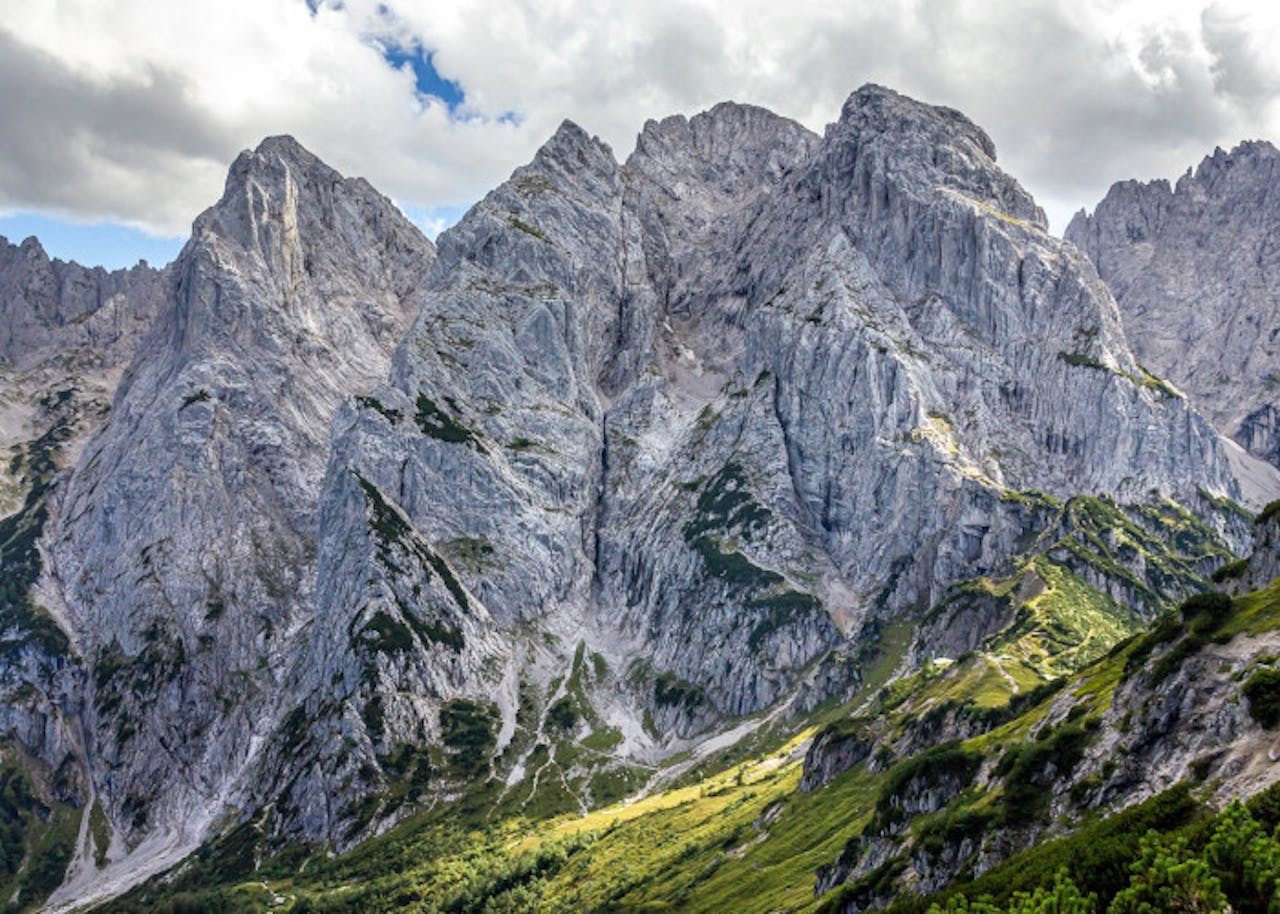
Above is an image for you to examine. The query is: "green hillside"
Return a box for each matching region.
[98,550,1280,914]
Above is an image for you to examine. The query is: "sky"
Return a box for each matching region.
[2,0,1279,269]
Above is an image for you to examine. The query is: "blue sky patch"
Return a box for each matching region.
[401,203,471,241]
[382,42,465,111]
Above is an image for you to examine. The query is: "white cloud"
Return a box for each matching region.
[3,0,1280,238]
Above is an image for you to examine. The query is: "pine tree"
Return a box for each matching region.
[1203,801,1280,914]
[1108,831,1228,914]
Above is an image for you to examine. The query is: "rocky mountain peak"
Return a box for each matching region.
[15,233,47,259]
[630,102,818,203]
[42,133,436,881]
[829,84,1045,230]
[0,232,166,372]
[530,119,617,180]
[1066,140,1280,473]
[838,83,993,154]
[222,133,331,194]
[1186,138,1279,186]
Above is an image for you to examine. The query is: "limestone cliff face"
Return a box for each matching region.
[43,136,434,879]
[0,235,166,518]
[285,86,1242,842]
[0,234,165,373]
[0,234,168,910]
[1066,141,1280,474]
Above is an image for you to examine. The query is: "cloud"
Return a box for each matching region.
[0,28,231,233]
[3,0,1280,241]
[1201,1,1280,113]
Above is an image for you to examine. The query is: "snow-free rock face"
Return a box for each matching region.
[286,85,1243,841]
[0,236,166,518]
[45,135,434,863]
[1222,505,1280,595]
[1066,141,1280,470]
[0,235,165,373]
[0,235,168,913]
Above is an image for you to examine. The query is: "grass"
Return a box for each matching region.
[1057,351,1109,371]
[0,752,83,912]
[507,216,552,243]
[987,558,1142,677]
[1222,577,1280,637]
[532,731,880,913]
[414,394,487,453]
[90,798,111,867]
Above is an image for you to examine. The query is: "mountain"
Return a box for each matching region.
[0,235,167,911]
[0,234,165,373]
[25,136,433,906]
[0,87,1273,912]
[1065,141,1280,484]
[265,84,1245,848]
[0,235,166,517]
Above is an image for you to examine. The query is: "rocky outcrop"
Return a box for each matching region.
[1066,142,1280,476]
[1244,508,1280,592]
[43,135,434,885]
[1218,502,1280,595]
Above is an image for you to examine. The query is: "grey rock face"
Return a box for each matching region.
[1225,506,1280,595]
[293,85,1243,841]
[0,235,165,373]
[0,233,168,909]
[45,135,434,862]
[0,235,166,517]
[1066,141,1280,472]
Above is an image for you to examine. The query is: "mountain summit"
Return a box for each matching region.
[37,134,435,900]
[1067,140,1280,475]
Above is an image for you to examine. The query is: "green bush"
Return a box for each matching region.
[440,699,499,778]
[892,786,1280,914]
[1178,591,1233,629]
[1254,499,1280,526]
[1109,832,1226,914]
[1242,668,1280,728]
[1210,559,1248,583]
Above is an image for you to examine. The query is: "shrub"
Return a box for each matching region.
[1178,591,1233,629]
[1254,499,1280,526]
[1241,668,1280,728]
[1210,559,1248,584]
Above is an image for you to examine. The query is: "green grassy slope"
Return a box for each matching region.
[94,565,1280,914]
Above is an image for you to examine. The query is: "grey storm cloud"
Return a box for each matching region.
[0,27,235,232]
[2,0,1279,238]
